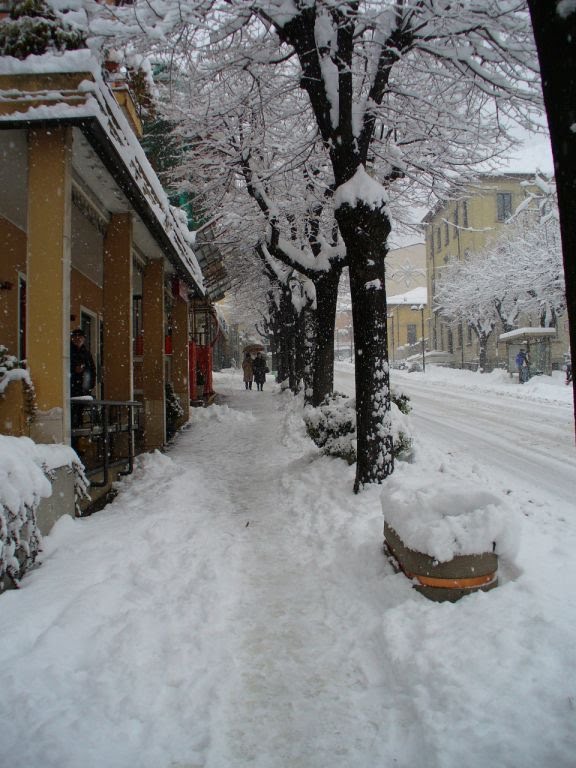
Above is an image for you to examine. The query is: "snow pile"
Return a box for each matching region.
[383,462,521,562]
[402,364,572,405]
[0,369,575,767]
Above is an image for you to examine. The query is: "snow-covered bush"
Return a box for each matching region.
[0,0,85,59]
[0,436,89,593]
[304,392,356,464]
[304,390,413,465]
[0,344,37,425]
[0,437,47,591]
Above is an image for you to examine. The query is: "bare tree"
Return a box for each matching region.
[70,0,542,489]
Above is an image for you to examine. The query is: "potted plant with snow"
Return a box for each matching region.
[382,466,520,602]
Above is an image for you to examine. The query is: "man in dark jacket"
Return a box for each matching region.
[70,328,96,397]
[252,352,267,391]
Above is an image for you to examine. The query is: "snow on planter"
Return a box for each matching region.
[0,435,85,592]
[382,465,521,602]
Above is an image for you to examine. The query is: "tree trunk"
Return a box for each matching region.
[271,288,296,387]
[336,201,394,491]
[473,328,491,372]
[527,0,576,431]
[294,304,307,394]
[302,306,316,403]
[311,270,341,407]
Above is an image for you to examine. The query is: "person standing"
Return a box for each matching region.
[252,352,267,391]
[242,352,254,390]
[70,328,96,397]
[515,348,530,384]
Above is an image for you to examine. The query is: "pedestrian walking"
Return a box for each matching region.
[252,352,267,391]
[242,352,254,390]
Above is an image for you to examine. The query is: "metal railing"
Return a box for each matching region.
[71,399,143,487]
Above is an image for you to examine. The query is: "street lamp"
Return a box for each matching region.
[411,304,426,372]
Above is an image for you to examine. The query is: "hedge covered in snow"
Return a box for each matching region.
[0,436,88,592]
[304,390,414,465]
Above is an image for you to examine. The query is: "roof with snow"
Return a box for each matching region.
[499,327,557,341]
[0,50,204,295]
[387,286,427,306]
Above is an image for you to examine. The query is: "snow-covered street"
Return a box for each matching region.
[1,368,575,768]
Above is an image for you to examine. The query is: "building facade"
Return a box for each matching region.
[0,50,224,528]
[423,174,567,372]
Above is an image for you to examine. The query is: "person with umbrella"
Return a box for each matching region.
[242,352,254,390]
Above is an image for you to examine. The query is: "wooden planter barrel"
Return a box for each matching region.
[384,522,498,603]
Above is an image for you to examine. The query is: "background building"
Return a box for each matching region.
[337,243,426,362]
[423,174,568,371]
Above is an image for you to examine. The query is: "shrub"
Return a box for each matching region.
[0,0,85,59]
[0,344,37,425]
[304,392,356,464]
[303,390,414,464]
[165,382,184,440]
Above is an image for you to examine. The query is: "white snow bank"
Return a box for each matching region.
[190,402,256,425]
[383,462,521,562]
[391,364,572,405]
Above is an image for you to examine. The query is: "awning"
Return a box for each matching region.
[499,327,557,341]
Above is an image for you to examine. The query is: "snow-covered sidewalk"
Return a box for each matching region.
[1,370,575,768]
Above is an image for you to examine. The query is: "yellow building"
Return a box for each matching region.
[387,287,428,367]
[422,174,567,371]
[0,51,220,528]
[337,243,427,362]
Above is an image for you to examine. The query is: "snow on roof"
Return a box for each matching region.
[387,286,428,306]
[499,327,557,341]
[0,51,204,293]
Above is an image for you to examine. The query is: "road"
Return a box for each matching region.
[334,365,576,508]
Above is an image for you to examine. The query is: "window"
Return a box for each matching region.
[429,232,434,257]
[462,200,469,228]
[436,227,441,251]
[444,221,449,245]
[457,323,463,349]
[467,324,473,344]
[407,324,417,345]
[496,192,512,222]
[453,204,459,232]
[447,328,454,354]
